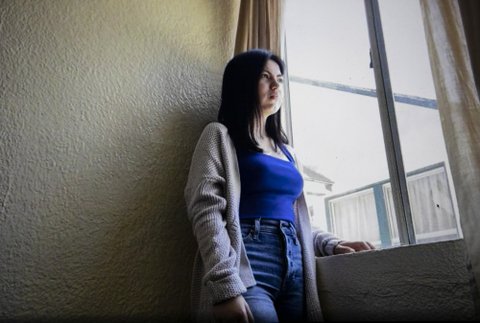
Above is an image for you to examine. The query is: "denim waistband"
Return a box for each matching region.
[240,217,295,228]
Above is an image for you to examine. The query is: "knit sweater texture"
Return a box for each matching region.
[184,122,342,322]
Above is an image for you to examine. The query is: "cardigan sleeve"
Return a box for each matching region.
[184,123,246,304]
[312,228,343,256]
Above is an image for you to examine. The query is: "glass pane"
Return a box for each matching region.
[378,0,462,244]
[286,0,393,248]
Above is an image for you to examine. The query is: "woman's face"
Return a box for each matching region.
[258,59,283,119]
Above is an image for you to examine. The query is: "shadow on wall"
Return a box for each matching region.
[66,66,223,320]
[37,75,222,321]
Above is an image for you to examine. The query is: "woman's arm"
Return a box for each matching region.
[286,144,375,256]
[184,124,246,304]
[312,229,344,256]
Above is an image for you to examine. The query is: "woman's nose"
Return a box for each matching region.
[271,79,279,89]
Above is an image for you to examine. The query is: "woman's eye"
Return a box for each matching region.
[261,73,269,79]
[277,78,284,83]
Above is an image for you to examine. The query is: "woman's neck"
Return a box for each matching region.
[254,117,278,154]
[254,117,267,140]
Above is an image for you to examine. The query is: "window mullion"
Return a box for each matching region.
[282,33,294,146]
[364,0,416,245]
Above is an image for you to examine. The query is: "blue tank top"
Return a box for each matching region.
[237,144,304,223]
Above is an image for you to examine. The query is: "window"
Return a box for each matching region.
[285,0,461,248]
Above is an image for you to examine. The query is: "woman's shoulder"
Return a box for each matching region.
[196,121,233,151]
[201,121,229,137]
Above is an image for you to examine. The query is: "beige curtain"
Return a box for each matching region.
[234,0,285,56]
[420,0,480,298]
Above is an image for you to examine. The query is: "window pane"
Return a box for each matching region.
[378,0,461,244]
[286,0,392,248]
[329,188,381,245]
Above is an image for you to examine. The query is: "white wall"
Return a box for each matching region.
[0,0,239,320]
[317,239,477,321]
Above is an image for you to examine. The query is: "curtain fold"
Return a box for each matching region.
[420,0,480,300]
[234,0,285,56]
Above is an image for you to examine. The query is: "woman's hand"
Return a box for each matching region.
[334,240,376,255]
[213,295,254,323]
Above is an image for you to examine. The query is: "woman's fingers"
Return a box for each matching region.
[335,241,376,254]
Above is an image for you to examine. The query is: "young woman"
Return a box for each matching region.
[184,49,374,323]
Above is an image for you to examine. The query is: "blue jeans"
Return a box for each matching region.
[240,218,304,323]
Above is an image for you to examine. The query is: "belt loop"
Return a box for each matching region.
[254,218,261,239]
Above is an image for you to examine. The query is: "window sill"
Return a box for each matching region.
[316,239,476,321]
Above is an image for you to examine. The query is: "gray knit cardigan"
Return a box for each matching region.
[184,122,341,322]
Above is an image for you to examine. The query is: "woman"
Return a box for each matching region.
[184,49,374,322]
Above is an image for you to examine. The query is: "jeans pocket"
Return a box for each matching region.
[241,225,254,240]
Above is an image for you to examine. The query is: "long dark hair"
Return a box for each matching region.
[217,49,288,152]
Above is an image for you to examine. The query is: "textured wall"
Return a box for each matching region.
[0,0,239,320]
[317,239,477,321]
